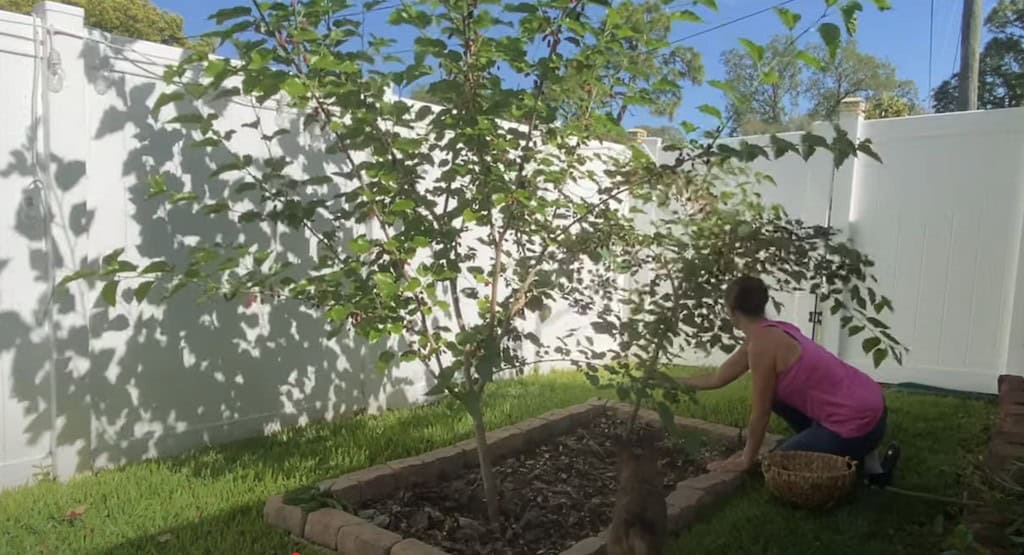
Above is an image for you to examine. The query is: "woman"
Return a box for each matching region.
[683,276,899,485]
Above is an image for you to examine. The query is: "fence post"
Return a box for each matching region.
[1004,172,1024,378]
[33,1,94,481]
[817,97,865,356]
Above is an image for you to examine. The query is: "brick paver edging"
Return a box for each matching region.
[965,375,1024,554]
[265,399,776,554]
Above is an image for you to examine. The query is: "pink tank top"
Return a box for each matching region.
[763,320,884,438]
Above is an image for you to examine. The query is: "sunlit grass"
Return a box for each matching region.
[0,370,994,554]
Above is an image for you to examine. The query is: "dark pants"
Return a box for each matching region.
[773,400,886,464]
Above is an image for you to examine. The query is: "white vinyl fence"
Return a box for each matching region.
[1,2,1023,490]
[649,100,1024,394]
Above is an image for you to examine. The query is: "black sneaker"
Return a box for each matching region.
[866,442,901,488]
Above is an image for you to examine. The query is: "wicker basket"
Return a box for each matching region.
[762,451,858,510]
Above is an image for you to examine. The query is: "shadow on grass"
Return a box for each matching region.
[87,502,319,555]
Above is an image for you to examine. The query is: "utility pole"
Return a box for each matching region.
[958,0,983,111]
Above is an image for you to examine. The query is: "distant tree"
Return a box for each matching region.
[865,94,918,119]
[932,0,1024,113]
[0,0,186,45]
[803,40,919,121]
[723,36,918,134]
[721,35,804,135]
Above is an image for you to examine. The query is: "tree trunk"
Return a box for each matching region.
[468,402,501,522]
[624,398,641,439]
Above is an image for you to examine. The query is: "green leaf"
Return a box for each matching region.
[327,305,352,322]
[870,0,892,10]
[848,325,864,337]
[708,80,737,100]
[402,277,422,293]
[141,260,173,274]
[163,280,188,301]
[171,192,199,204]
[698,104,722,120]
[795,50,826,71]
[774,7,801,30]
[373,273,399,299]
[506,2,538,14]
[349,237,372,255]
[462,208,479,223]
[152,91,184,117]
[655,401,679,436]
[862,336,881,355]
[209,6,251,24]
[872,347,888,368]
[134,281,155,303]
[392,199,415,213]
[100,281,119,307]
[818,23,842,60]
[101,248,125,268]
[840,1,863,36]
[282,78,308,98]
[146,175,168,199]
[738,38,765,65]
[202,201,230,215]
[183,81,208,99]
[673,10,702,23]
[57,268,97,288]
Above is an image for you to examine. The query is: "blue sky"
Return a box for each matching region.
[153,0,1000,129]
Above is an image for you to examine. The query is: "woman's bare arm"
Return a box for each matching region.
[740,334,778,466]
[679,345,749,391]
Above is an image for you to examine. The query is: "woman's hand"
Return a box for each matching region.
[707,452,755,473]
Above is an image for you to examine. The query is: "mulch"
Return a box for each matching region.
[360,411,731,554]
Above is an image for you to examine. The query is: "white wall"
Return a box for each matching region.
[847,109,1024,393]
[2,2,1023,491]
[0,8,55,489]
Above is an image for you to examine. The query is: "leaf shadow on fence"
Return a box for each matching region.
[0,40,422,487]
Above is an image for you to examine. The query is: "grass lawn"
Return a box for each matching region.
[0,370,994,555]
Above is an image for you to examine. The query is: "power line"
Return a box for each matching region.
[365,0,810,71]
[670,0,798,44]
[928,0,935,100]
[952,21,962,76]
[338,2,399,19]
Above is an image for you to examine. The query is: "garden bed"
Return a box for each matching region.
[264,399,771,555]
[359,411,731,554]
